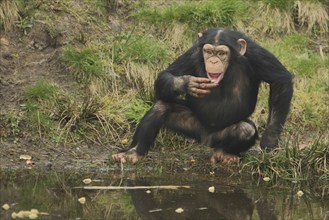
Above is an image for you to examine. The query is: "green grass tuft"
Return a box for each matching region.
[63,46,104,84]
[112,33,171,64]
[134,0,248,30]
[124,99,152,124]
[241,140,329,184]
[24,80,58,102]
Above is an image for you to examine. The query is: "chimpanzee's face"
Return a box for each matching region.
[202,44,230,84]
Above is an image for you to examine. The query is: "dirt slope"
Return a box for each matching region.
[0,15,113,170]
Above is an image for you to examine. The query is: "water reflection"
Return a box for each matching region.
[129,179,260,220]
[0,171,328,220]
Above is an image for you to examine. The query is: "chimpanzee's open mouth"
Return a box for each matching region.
[207,72,223,84]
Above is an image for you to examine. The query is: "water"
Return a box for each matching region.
[0,170,328,220]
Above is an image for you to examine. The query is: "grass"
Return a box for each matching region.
[134,0,329,35]
[24,81,58,102]
[21,81,59,136]
[296,0,329,33]
[133,0,248,30]
[112,32,171,64]
[241,141,329,184]
[124,99,152,125]
[0,0,20,30]
[63,47,105,85]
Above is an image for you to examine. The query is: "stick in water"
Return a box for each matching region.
[77,185,191,190]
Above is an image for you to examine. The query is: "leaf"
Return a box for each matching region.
[121,138,129,145]
[2,203,10,210]
[30,209,39,214]
[78,197,86,204]
[11,210,40,219]
[29,213,38,219]
[208,186,215,193]
[16,211,30,218]
[175,208,184,213]
[11,212,17,219]
[82,178,92,184]
[263,177,271,182]
[297,190,304,197]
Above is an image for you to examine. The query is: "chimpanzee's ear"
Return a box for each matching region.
[237,39,247,56]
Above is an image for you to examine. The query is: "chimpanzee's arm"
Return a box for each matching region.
[248,47,293,149]
[155,48,217,101]
[261,80,293,149]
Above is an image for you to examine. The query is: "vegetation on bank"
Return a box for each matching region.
[0,0,328,185]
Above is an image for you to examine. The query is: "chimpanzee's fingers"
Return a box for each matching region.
[189,77,218,89]
[112,150,141,164]
[192,77,212,83]
[222,155,240,165]
[189,81,200,89]
[112,153,125,161]
[126,153,140,164]
[190,88,210,97]
[199,82,218,89]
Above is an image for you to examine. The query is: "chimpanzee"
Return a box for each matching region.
[112,28,293,164]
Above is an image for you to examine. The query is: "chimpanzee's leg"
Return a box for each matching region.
[112,101,257,164]
[206,119,258,164]
[112,100,206,163]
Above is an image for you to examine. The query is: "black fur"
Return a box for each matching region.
[128,28,293,156]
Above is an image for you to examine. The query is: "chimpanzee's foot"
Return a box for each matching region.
[210,150,240,165]
[111,148,141,164]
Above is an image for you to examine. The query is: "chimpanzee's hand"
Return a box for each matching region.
[260,129,279,150]
[112,148,141,164]
[184,76,218,98]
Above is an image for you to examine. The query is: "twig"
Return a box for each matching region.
[75,185,191,190]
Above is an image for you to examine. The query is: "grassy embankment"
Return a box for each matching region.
[0,0,328,185]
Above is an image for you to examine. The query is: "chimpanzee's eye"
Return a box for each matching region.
[204,50,213,55]
[217,51,227,56]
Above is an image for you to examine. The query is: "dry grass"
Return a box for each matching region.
[123,62,164,100]
[245,2,295,35]
[290,75,329,129]
[163,24,191,55]
[296,0,329,33]
[239,1,329,36]
[0,0,20,31]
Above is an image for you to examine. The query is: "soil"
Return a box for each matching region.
[0,20,113,171]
